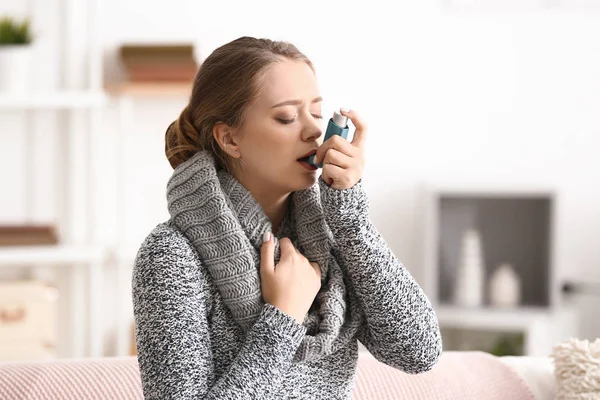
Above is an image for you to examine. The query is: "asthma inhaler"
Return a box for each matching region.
[308,109,349,168]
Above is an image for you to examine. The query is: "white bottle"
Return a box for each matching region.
[454,229,485,308]
[489,263,521,307]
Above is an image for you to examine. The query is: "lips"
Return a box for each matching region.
[297,149,318,161]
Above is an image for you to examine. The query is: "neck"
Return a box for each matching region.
[257,191,289,235]
[233,171,289,235]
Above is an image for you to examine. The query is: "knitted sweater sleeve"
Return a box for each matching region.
[318,177,442,373]
[132,224,306,399]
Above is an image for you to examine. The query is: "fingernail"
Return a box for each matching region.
[314,154,319,163]
[340,107,350,113]
[263,231,271,243]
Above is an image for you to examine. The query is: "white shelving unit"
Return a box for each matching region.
[421,182,579,356]
[107,81,192,357]
[0,245,104,266]
[0,91,107,109]
[0,0,106,359]
[435,305,578,356]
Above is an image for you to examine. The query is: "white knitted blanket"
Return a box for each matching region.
[552,337,600,400]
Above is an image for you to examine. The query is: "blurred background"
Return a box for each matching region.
[0,0,599,362]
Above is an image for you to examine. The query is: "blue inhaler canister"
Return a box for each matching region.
[308,109,350,168]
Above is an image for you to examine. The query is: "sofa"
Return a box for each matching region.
[0,351,553,399]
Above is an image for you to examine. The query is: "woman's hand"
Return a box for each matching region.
[260,234,322,325]
[315,108,367,190]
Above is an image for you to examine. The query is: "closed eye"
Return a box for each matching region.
[276,114,322,125]
[277,118,296,125]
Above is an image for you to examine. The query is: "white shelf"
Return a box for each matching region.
[0,91,107,109]
[0,245,105,268]
[0,0,106,360]
[423,183,555,198]
[436,304,579,356]
[436,305,556,331]
[106,81,192,97]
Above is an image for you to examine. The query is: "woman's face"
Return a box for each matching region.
[230,59,324,194]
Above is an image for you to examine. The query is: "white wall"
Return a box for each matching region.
[1,0,599,354]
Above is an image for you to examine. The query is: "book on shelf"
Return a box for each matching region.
[122,54,195,65]
[119,43,198,83]
[119,44,194,59]
[127,63,198,82]
[0,225,59,247]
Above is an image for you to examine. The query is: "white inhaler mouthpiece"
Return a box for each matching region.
[332,110,348,127]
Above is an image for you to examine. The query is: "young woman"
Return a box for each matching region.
[132,36,442,399]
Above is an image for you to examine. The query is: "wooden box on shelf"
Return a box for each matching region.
[0,224,58,247]
[0,280,59,361]
[119,44,198,82]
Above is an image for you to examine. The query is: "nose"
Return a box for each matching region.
[301,115,323,142]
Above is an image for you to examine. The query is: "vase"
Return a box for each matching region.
[0,45,34,93]
[454,228,485,307]
[489,263,521,307]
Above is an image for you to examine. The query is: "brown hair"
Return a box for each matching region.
[165,36,314,171]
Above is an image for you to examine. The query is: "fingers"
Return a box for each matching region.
[340,109,367,148]
[260,231,274,275]
[279,237,296,259]
[321,164,354,189]
[279,238,321,281]
[315,134,357,165]
[322,148,353,169]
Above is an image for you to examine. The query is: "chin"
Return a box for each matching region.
[280,172,318,193]
[296,171,319,190]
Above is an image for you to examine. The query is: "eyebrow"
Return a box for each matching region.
[271,96,323,108]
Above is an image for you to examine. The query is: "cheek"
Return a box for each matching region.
[257,126,296,156]
[238,120,297,167]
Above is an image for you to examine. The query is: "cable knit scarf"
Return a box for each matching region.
[166,151,362,362]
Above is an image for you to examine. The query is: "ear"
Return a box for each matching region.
[213,122,241,158]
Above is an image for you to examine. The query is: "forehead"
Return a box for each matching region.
[256,59,319,106]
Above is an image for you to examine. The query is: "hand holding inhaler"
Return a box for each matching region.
[310,108,366,190]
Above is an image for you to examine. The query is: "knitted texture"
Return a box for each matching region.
[552,338,600,399]
[166,151,362,362]
[133,150,442,399]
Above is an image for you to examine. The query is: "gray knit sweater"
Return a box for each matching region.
[132,160,442,399]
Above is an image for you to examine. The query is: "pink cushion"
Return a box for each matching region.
[0,351,535,399]
[0,356,142,400]
[353,351,535,400]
